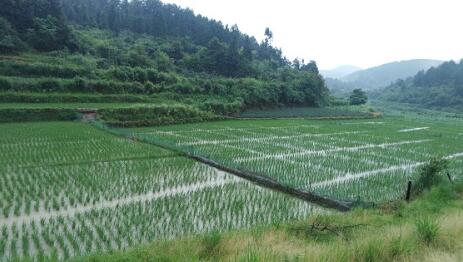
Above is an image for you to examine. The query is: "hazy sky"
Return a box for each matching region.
[162,0,463,70]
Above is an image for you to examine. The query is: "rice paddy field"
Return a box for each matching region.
[0,122,318,261]
[128,117,463,203]
[238,106,373,118]
[1,115,462,261]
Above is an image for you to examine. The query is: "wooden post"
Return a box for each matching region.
[447,172,453,183]
[406,180,412,202]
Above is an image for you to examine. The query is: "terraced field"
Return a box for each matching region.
[0,122,318,261]
[129,117,463,203]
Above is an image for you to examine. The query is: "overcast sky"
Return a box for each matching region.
[162,0,463,70]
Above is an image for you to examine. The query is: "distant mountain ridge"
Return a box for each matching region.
[321,65,361,79]
[326,59,443,93]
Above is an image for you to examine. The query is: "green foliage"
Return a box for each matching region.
[414,158,449,195]
[376,60,463,111]
[0,108,77,123]
[333,59,442,91]
[0,92,153,103]
[0,0,77,52]
[199,231,222,259]
[200,100,243,116]
[329,96,350,106]
[388,236,414,259]
[0,17,26,53]
[239,106,374,118]
[415,217,440,245]
[0,0,330,115]
[26,16,75,52]
[0,77,11,90]
[349,89,368,105]
[99,105,220,127]
[0,60,92,79]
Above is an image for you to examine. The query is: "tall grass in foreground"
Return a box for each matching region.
[415,217,440,245]
[76,181,463,262]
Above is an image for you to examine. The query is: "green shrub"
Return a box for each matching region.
[415,217,439,245]
[0,61,90,79]
[99,105,220,127]
[0,77,12,90]
[0,17,26,53]
[200,100,243,116]
[0,108,77,123]
[388,236,414,259]
[414,158,449,195]
[199,231,221,259]
[360,240,383,262]
[0,92,153,103]
[144,81,161,94]
[39,78,63,92]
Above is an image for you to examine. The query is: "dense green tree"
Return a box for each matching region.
[349,89,368,105]
[301,60,319,74]
[0,0,77,51]
[264,27,273,45]
[0,17,26,53]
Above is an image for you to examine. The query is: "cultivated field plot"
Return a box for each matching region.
[130,117,463,202]
[239,106,372,118]
[0,122,318,261]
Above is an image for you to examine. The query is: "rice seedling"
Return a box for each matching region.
[128,117,463,203]
[0,122,320,261]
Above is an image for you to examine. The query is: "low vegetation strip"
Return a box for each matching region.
[98,105,222,127]
[0,108,78,122]
[0,103,221,126]
[238,106,375,119]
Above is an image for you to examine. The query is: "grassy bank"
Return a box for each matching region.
[74,182,463,261]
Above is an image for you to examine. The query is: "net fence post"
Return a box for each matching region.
[406,180,412,202]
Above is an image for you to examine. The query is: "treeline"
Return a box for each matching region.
[0,0,330,111]
[60,0,286,67]
[0,72,327,108]
[0,0,78,52]
[376,60,463,111]
[99,105,220,127]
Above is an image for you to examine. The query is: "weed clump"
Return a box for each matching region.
[414,158,449,196]
[199,231,222,259]
[415,217,440,245]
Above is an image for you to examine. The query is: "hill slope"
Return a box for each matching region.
[375,60,463,111]
[327,59,443,93]
[0,0,330,120]
[321,65,361,79]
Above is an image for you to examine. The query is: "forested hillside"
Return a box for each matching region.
[0,0,329,116]
[326,59,442,94]
[375,60,463,111]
